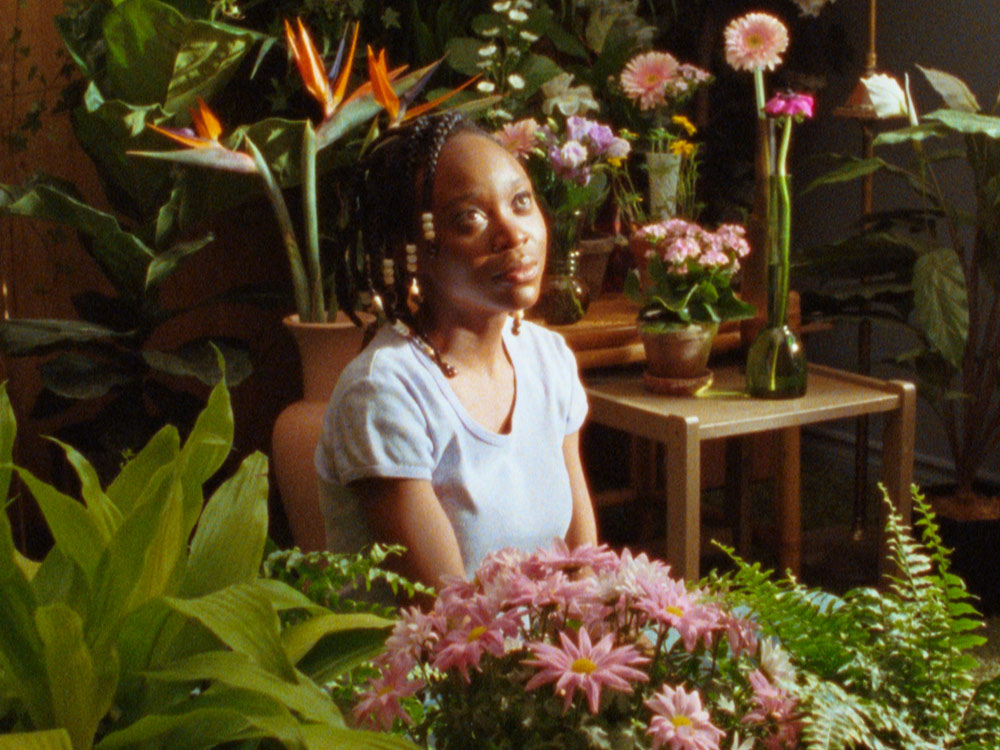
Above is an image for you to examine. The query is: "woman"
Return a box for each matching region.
[315,112,597,589]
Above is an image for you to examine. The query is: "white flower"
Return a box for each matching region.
[758,638,796,688]
[519,30,540,43]
[477,80,497,93]
[507,73,525,90]
[514,0,533,7]
[478,44,498,57]
[790,0,836,16]
[492,0,511,10]
[540,72,600,117]
[480,27,501,36]
[861,73,910,120]
[508,8,529,22]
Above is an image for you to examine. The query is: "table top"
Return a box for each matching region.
[584,363,909,441]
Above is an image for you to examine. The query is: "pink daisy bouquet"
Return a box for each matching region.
[352,541,804,749]
[495,115,631,254]
[624,219,756,328]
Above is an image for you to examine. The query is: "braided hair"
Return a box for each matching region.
[348,112,487,375]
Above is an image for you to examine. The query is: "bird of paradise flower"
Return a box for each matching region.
[131,19,480,322]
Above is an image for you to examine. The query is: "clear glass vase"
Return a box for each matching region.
[745,174,807,398]
[536,249,590,325]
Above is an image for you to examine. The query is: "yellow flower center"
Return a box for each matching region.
[571,657,598,674]
[666,605,685,618]
[467,626,487,642]
[671,715,693,728]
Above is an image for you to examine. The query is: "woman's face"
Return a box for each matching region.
[421,131,547,328]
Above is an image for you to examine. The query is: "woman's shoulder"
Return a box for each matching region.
[512,319,576,368]
[333,324,428,397]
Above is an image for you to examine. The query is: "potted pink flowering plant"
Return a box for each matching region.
[352,542,803,749]
[624,219,755,393]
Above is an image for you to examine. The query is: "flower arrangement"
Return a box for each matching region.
[624,219,756,329]
[618,51,713,146]
[132,20,477,322]
[495,114,631,254]
[353,540,804,749]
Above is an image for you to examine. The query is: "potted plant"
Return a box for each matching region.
[808,67,1000,610]
[0,377,417,749]
[623,218,756,394]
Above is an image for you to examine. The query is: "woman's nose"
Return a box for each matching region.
[492,209,527,252]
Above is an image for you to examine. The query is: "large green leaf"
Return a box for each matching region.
[301,724,419,750]
[802,156,890,194]
[145,651,343,726]
[12,467,108,582]
[0,319,119,357]
[913,247,969,369]
[105,424,180,517]
[0,177,154,300]
[35,603,119,750]
[0,382,13,502]
[923,108,1000,138]
[0,730,73,750]
[917,65,980,112]
[46,439,123,540]
[164,582,296,681]
[176,378,234,535]
[145,233,214,289]
[142,337,252,388]
[95,685,306,750]
[181,452,268,598]
[39,352,139,401]
[286,613,392,686]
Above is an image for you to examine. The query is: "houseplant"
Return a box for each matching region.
[0,376,416,749]
[495,114,631,324]
[351,490,1000,749]
[624,218,755,394]
[807,66,1000,609]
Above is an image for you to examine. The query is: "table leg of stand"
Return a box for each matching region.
[775,426,802,576]
[879,380,917,574]
[665,416,701,580]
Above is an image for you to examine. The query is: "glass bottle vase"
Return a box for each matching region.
[536,249,590,325]
[745,174,807,398]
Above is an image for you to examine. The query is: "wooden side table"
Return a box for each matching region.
[583,363,916,580]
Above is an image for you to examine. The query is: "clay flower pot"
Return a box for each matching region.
[638,321,718,395]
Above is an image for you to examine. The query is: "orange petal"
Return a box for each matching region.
[148,123,214,149]
[367,45,399,120]
[190,97,222,140]
[289,17,333,115]
[404,74,482,120]
[329,22,360,111]
[345,63,407,105]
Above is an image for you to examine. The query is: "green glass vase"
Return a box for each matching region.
[745,174,807,398]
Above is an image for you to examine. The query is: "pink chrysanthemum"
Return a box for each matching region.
[620,51,679,110]
[764,91,815,118]
[724,12,789,72]
[352,655,424,731]
[523,627,649,713]
[431,596,519,682]
[494,118,540,158]
[527,538,622,576]
[645,684,724,750]
[743,669,804,750]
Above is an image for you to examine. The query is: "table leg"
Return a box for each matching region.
[774,427,802,575]
[727,436,755,558]
[879,381,917,573]
[664,416,701,580]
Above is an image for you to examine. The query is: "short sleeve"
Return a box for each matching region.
[320,371,435,485]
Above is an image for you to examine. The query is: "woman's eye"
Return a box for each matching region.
[513,192,534,211]
[454,208,485,229]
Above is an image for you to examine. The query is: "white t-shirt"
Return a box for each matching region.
[314,318,588,577]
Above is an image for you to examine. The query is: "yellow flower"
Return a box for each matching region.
[669,139,697,157]
[671,115,697,136]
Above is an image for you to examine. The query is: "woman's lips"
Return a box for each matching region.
[495,257,540,285]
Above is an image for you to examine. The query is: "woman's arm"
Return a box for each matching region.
[352,477,466,591]
[562,430,598,547]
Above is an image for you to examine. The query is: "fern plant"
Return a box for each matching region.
[707,487,1000,750]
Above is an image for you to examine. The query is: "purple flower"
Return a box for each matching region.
[550,140,591,184]
[764,91,815,119]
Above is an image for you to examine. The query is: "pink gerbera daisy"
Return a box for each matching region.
[352,655,424,731]
[645,684,724,750]
[620,51,679,110]
[523,627,649,713]
[724,12,789,72]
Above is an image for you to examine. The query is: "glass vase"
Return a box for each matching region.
[536,249,590,325]
[745,174,807,398]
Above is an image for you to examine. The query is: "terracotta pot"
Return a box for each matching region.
[271,313,366,551]
[639,321,718,395]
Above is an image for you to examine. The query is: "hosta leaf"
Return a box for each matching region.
[301,724,420,750]
[46,437,123,539]
[913,247,968,368]
[105,424,180,517]
[181,452,268,597]
[290,614,393,686]
[176,378,234,536]
[0,382,13,501]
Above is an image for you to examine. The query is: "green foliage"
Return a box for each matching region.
[0,379,411,750]
[707,487,1000,750]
